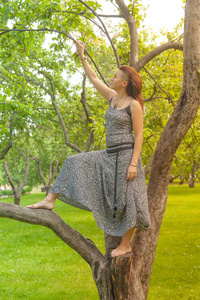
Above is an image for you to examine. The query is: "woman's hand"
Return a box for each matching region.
[75,40,85,58]
[74,40,116,101]
[126,165,137,181]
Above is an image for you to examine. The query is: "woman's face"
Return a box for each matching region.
[109,70,126,90]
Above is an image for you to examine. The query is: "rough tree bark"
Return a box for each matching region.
[0,0,199,299]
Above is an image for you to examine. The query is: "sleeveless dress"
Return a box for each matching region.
[50,99,151,236]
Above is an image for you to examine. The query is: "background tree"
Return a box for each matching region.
[3,151,29,205]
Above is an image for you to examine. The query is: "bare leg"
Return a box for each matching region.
[111,227,135,258]
[26,192,59,209]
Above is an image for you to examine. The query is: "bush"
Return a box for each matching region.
[0,190,13,197]
[22,187,32,195]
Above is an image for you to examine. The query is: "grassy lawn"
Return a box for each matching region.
[0,185,200,300]
[148,185,200,300]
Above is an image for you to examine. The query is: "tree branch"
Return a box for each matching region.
[0,28,108,85]
[25,76,52,97]
[19,152,30,195]
[30,155,47,186]
[80,75,92,123]
[115,0,138,66]
[22,66,82,153]
[80,74,95,152]
[3,160,16,194]
[0,143,13,161]
[77,0,121,67]
[143,67,175,106]
[39,71,82,153]
[98,14,124,18]
[84,53,109,85]
[143,86,156,102]
[0,111,18,160]
[48,160,59,187]
[49,163,52,182]
[0,203,104,267]
[49,9,107,34]
[86,131,94,152]
[134,41,183,72]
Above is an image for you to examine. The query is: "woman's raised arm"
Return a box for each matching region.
[75,41,116,101]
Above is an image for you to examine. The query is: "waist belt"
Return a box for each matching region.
[106,142,134,218]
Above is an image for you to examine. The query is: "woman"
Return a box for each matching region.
[27,41,151,257]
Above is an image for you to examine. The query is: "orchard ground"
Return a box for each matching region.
[0,184,199,300]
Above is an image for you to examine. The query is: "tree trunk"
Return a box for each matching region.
[14,195,20,206]
[92,258,113,300]
[3,153,29,206]
[188,174,194,188]
[95,255,139,300]
[93,250,141,300]
[179,175,184,185]
[130,0,200,298]
[110,253,138,300]
[92,234,147,300]
[169,175,174,183]
[189,160,199,188]
[45,184,51,195]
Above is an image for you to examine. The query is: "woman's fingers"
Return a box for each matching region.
[126,167,137,180]
[126,173,137,180]
[75,40,85,55]
[75,40,85,48]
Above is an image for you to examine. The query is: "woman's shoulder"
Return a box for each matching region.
[129,98,138,105]
[127,98,138,109]
[130,99,142,110]
[126,99,143,117]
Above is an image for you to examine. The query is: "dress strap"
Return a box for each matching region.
[109,96,116,105]
[126,100,133,117]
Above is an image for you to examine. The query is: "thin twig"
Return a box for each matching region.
[77,0,121,67]
[143,67,175,106]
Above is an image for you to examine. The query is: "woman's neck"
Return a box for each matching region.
[113,93,130,109]
[115,90,128,101]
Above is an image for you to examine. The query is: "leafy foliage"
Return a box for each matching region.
[0,0,196,189]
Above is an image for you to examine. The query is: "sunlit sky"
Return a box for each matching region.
[100,0,185,33]
[141,0,185,31]
[45,1,185,47]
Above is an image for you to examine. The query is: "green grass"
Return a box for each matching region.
[148,185,200,300]
[0,185,200,300]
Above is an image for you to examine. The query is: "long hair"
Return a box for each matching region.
[119,65,143,109]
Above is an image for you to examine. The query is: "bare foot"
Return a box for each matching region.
[26,198,54,210]
[111,244,132,258]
